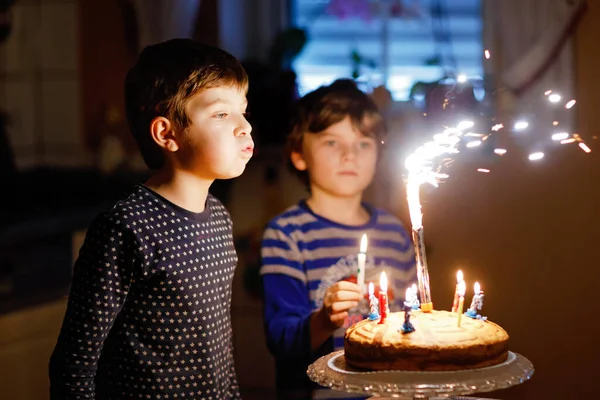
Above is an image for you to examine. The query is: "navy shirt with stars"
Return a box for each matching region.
[49,185,241,399]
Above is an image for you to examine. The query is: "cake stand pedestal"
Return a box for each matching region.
[307,350,534,399]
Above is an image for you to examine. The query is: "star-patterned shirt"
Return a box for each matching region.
[49,185,241,400]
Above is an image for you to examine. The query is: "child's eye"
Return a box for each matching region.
[215,113,228,119]
[359,141,373,149]
[325,140,337,146]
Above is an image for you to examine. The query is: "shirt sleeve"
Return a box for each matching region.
[260,222,322,361]
[49,212,137,399]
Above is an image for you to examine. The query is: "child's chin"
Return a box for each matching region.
[220,165,248,179]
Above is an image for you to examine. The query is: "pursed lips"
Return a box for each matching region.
[241,143,254,156]
[337,170,358,176]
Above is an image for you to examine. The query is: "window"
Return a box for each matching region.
[291,0,483,100]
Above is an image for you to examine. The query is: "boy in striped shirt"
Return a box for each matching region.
[260,79,416,399]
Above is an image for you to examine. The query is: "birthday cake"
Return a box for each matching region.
[344,310,509,371]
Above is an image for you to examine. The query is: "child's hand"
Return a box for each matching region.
[320,281,363,328]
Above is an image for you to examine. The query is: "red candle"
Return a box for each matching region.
[378,272,389,324]
[452,270,464,313]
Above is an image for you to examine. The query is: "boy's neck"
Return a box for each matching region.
[145,168,213,213]
[306,190,370,226]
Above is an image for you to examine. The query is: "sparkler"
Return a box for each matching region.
[402,74,591,312]
[405,121,471,312]
[402,49,592,312]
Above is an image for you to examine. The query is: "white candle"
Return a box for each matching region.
[357,233,368,290]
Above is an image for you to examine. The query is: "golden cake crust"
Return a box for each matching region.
[344,310,509,371]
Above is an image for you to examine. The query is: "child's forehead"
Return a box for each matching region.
[311,117,370,137]
[189,86,247,106]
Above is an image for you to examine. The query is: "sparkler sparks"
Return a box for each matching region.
[528,152,545,161]
[514,121,529,131]
[403,85,592,311]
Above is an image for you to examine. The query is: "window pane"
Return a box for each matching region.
[292,0,483,100]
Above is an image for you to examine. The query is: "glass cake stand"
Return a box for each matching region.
[307,350,534,399]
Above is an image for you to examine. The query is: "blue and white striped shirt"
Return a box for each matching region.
[260,200,416,399]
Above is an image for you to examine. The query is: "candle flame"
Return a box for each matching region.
[494,148,507,155]
[360,233,368,253]
[491,123,504,131]
[466,141,482,148]
[579,142,592,153]
[477,168,490,173]
[368,281,374,296]
[380,272,388,293]
[565,99,576,109]
[561,138,576,144]
[474,282,481,295]
[544,90,553,96]
[457,74,468,83]
[457,270,463,283]
[405,287,412,302]
[484,49,491,59]
[458,280,466,297]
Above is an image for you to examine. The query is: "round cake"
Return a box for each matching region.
[344,310,509,371]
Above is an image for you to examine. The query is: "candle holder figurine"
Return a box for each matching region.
[400,287,416,334]
[408,283,420,310]
[367,282,380,321]
[465,282,485,319]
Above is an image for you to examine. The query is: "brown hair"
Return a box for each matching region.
[124,39,248,170]
[286,79,386,186]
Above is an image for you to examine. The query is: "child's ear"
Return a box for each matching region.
[150,116,179,152]
[290,151,307,171]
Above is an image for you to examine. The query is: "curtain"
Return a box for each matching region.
[131,0,201,52]
[484,0,586,130]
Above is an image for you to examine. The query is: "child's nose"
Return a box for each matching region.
[236,117,252,137]
[342,144,359,160]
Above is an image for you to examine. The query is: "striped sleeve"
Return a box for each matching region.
[260,221,316,360]
[260,222,307,283]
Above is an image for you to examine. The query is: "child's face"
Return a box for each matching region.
[293,115,378,198]
[176,86,253,179]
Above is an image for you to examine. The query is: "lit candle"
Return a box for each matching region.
[466,282,484,319]
[367,282,380,321]
[456,280,466,327]
[356,234,368,291]
[401,287,415,333]
[378,272,389,324]
[452,270,464,313]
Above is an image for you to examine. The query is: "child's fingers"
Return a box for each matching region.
[329,311,348,325]
[332,280,362,293]
[327,289,362,304]
[329,300,358,313]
